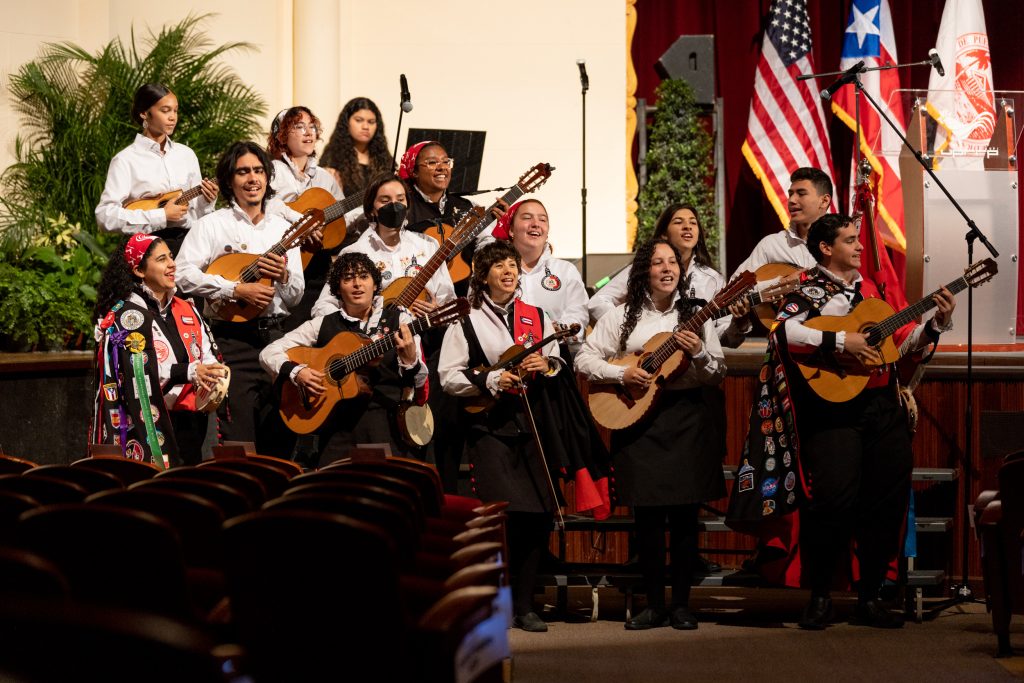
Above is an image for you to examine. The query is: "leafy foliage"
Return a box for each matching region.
[0,14,266,350]
[636,79,719,259]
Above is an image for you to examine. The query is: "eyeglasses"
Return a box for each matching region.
[291,123,320,134]
[418,158,454,170]
[234,166,266,176]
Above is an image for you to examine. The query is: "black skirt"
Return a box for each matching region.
[610,387,726,507]
[465,429,555,514]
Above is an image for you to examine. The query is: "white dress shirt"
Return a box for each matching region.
[95,134,214,234]
[730,227,817,281]
[517,250,589,339]
[575,291,725,391]
[310,227,456,317]
[266,155,344,223]
[175,204,305,318]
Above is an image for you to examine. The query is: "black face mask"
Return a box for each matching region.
[376,202,407,229]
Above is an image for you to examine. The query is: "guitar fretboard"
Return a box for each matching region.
[326,315,433,380]
[639,300,724,373]
[866,275,970,345]
[322,191,365,225]
[238,214,320,284]
[173,184,205,206]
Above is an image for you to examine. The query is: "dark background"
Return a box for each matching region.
[632,0,1024,331]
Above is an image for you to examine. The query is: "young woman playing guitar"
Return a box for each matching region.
[95,83,218,255]
[93,234,227,467]
[575,238,727,631]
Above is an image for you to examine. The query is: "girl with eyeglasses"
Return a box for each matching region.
[266,106,344,220]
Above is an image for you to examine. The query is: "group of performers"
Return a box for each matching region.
[90,83,959,634]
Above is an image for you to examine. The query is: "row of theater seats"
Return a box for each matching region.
[0,453,509,683]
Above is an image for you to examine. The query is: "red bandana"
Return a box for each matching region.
[125,234,158,270]
[491,201,524,241]
[398,140,439,179]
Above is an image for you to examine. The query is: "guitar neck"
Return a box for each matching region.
[174,184,205,206]
[712,288,765,320]
[451,184,529,253]
[322,191,365,225]
[328,314,434,379]
[867,275,970,344]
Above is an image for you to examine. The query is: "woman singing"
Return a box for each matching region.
[575,238,727,630]
[92,234,227,466]
[438,241,562,632]
[95,83,218,254]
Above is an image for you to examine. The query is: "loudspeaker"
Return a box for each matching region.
[406,128,486,194]
[656,35,715,105]
[980,411,1024,461]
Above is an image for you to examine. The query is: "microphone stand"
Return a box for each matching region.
[805,57,999,611]
[580,73,588,285]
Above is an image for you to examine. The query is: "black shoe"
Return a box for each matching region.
[798,596,834,630]
[625,606,671,630]
[669,605,698,630]
[513,612,548,632]
[852,599,905,629]
[694,555,722,575]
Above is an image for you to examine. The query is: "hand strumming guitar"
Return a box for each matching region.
[295,367,326,398]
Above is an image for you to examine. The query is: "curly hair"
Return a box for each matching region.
[328,251,382,299]
[216,141,276,211]
[652,203,714,271]
[266,106,323,161]
[469,241,521,309]
[94,236,164,320]
[617,238,693,353]
[320,98,393,194]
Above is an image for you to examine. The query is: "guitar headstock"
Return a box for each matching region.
[964,258,998,288]
[516,163,554,194]
[714,271,757,309]
[283,208,325,249]
[427,297,471,328]
[553,322,582,339]
[759,277,799,304]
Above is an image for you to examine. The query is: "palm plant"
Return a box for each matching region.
[0,14,266,350]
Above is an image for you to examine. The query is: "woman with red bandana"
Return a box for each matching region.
[399,141,476,238]
[92,234,227,467]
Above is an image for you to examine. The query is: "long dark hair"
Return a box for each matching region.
[617,238,693,353]
[266,106,323,160]
[469,241,521,309]
[131,83,172,126]
[320,98,393,193]
[652,203,714,271]
[94,236,164,320]
[216,141,276,210]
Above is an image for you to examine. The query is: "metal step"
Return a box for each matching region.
[721,466,957,482]
[559,514,952,534]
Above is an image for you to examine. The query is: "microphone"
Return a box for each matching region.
[400,74,413,113]
[819,60,865,101]
[928,48,945,77]
[577,59,589,92]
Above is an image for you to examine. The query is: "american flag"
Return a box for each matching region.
[832,0,908,254]
[742,0,836,226]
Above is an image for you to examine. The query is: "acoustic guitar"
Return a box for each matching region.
[204,209,325,322]
[285,187,367,269]
[279,297,471,434]
[463,323,581,414]
[750,263,803,327]
[793,258,998,402]
[395,162,555,295]
[587,272,757,431]
[123,183,209,213]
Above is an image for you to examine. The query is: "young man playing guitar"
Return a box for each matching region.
[260,252,426,465]
[731,214,954,630]
[176,141,305,455]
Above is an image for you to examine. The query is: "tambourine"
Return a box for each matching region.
[195,366,231,413]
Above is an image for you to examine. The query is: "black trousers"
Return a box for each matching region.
[169,410,209,466]
[634,504,699,608]
[211,320,293,458]
[798,388,913,600]
[506,512,552,616]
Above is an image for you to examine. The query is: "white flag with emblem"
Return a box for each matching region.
[926,0,996,165]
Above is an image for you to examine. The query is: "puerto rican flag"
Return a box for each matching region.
[832,0,907,256]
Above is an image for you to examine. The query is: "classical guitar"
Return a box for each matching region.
[713,274,799,322]
[463,323,581,414]
[285,187,367,269]
[279,297,471,434]
[397,162,555,294]
[793,258,998,403]
[123,183,210,213]
[587,272,757,431]
[204,209,325,323]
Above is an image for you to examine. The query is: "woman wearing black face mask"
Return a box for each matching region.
[311,173,455,318]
